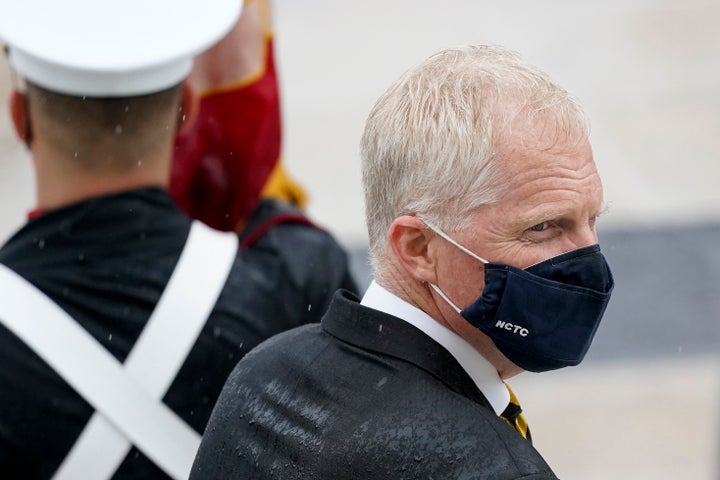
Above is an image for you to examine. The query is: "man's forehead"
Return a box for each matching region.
[496,101,590,151]
[480,140,602,213]
[495,126,594,177]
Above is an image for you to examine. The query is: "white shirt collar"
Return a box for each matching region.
[361,281,509,415]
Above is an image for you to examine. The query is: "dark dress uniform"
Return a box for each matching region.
[0,188,357,479]
[191,289,558,480]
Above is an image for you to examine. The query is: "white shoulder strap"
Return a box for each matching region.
[0,221,238,480]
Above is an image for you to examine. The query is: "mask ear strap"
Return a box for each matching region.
[420,218,490,264]
[428,283,462,314]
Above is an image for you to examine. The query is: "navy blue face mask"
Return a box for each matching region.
[425,222,614,373]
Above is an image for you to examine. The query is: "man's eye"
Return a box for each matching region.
[530,222,548,232]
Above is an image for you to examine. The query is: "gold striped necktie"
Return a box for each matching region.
[501,383,531,442]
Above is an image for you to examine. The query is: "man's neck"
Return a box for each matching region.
[377,261,524,380]
[31,148,170,211]
[376,261,454,331]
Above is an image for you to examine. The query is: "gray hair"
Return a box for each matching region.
[360,45,589,270]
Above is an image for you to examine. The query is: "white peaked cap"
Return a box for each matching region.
[0,0,243,97]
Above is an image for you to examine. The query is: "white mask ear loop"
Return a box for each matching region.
[419,217,489,314]
[428,283,462,314]
[420,218,490,264]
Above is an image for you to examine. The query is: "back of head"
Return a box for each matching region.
[0,0,243,176]
[360,45,589,270]
[24,82,183,172]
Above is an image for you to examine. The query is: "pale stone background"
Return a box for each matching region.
[1,1,718,478]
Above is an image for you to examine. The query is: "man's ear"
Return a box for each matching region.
[176,81,198,135]
[9,89,32,146]
[388,215,439,284]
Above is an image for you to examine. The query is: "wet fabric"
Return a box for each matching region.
[191,290,558,480]
[171,37,283,232]
[0,188,357,479]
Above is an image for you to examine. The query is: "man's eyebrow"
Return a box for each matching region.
[513,210,562,228]
[514,202,608,228]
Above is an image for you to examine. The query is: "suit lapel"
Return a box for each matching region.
[322,290,492,410]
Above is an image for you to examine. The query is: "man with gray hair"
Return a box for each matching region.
[191,45,614,479]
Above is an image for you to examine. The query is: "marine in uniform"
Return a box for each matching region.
[0,1,356,478]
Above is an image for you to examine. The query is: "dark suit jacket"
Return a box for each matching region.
[191,289,558,479]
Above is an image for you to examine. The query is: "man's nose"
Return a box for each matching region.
[568,224,599,249]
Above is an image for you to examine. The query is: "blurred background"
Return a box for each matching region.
[1,0,718,478]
